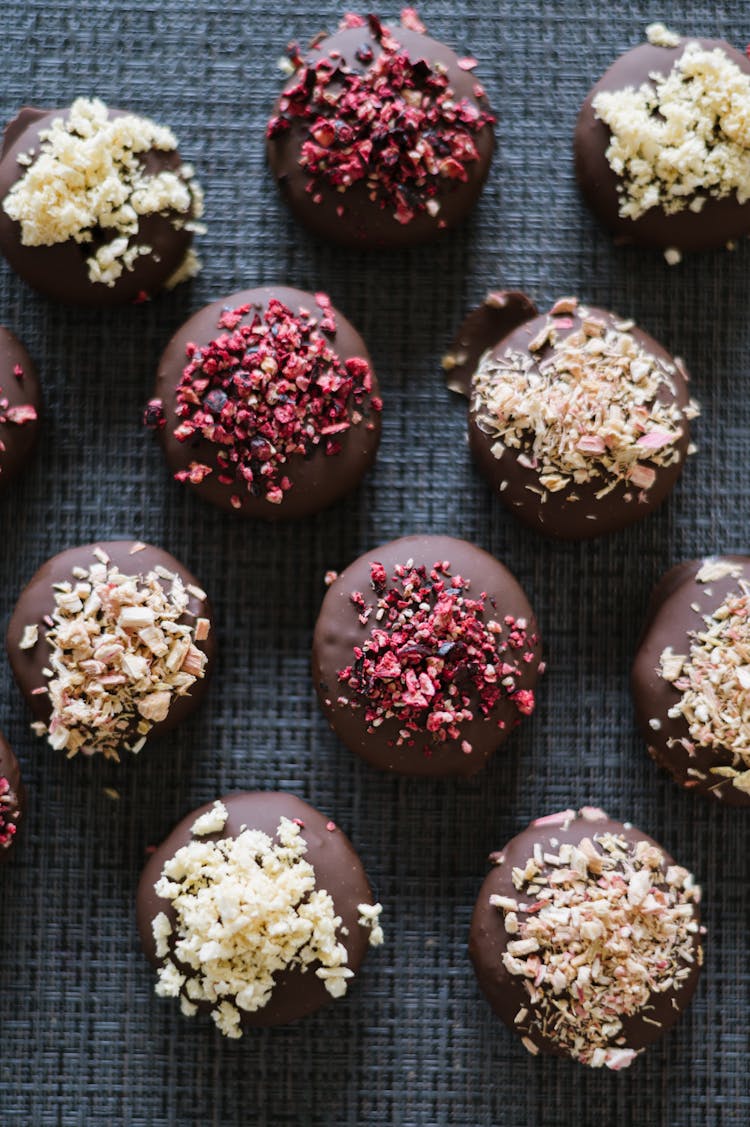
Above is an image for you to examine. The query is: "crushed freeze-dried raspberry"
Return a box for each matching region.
[336,559,536,751]
[267,13,494,225]
[148,296,379,506]
[0,776,19,848]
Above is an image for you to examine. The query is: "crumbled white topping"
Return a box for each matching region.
[19,624,38,650]
[696,558,744,584]
[646,23,681,48]
[471,300,698,502]
[593,40,750,221]
[2,97,203,286]
[190,800,228,837]
[26,549,209,759]
[357,901,385,946]
[661,571,750,792]
[150,815,384,1037]
[495,817,702,1068]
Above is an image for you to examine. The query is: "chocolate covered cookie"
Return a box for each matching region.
[6,540,214,761]
[466,297,699,539]
[0,97,203,304]
[575,24,750,258]
[470,807,704,1069]
[312,534,542,777]
[147,286,382,519]
[632,556,750,804]
[0,326,40,492]
[137,792,384,1034]
[266,11,495,248]
[0,732,24,863]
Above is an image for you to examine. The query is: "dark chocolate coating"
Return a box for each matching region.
[267,26,494,249]
[312,534,541,778]
[153,286,382,520]
[469,809,702,1062]
[137,791,376,1027]
[0,326,40,492]
[443,290,538,398]
[0,106,195,306]
[574,38,750,252]
[632,556,750,805]
[6,540,215,751]
[0,730,25,864]
[468,305,693,540]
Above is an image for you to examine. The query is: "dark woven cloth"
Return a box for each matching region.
[1,2,749,1124]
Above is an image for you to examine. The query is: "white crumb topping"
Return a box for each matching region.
[26,549,209,760]
[19,623,38,650]
[357,901,385,946]
[696,558,744,584]
[593,40,750,220]
[660,569,750,792]
[190,800,228,836]
[471,299,699,502]
[150,816,384,1037]
[2,97,204,286]
[646,23,681,48]
[496,817,702,1069]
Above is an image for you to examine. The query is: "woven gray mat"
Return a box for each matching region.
[1,1,749,1124]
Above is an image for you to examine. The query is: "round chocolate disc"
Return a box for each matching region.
[150,285,382,520]
[137,791,380,1029]
[468,299,696,540]
[266,16,495,249]
[0,731,25,863]
[0,101,202,305]
[312,534,542,778]
[0,326,40,493]
[574,36,750,253]
[6,540,215,761]
[469,807,703,1068]
[632,555,750,805]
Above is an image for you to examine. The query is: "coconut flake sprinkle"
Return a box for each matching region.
[494,819,702,1068]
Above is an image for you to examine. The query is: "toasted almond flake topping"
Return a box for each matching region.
[151,816,384,1037]
[660,571,750,790]
[471,303,698,501]
[495,818,701,1068]
[25,551,209,760]
[2,97,203,287]
[593,39,750,221]
[19,624,38,650]
[696,559,744,584]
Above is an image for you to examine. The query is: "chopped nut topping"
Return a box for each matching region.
[472,302,698,502]
[661,570,750,792]
[151,815,384,1038]
[26,552,209,760]
[593,39,750,221]
[494,817,702,1068]
[2,97,204,287]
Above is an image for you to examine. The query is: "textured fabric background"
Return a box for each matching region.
[0,2,749,1124]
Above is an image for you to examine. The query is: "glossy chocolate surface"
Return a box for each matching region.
[6,540,215,748]
[153,285,381,520]
[632,556,750,805]
[574,38,750,252]
[267,25,494,249]
[469,809,702,1060]
[137,791,375,1027]
[468,305,693,540]
[0,106,194,305]
[0,326,40,492]
[312,534,541,778]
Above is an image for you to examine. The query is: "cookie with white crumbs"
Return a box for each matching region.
[469,808,704,1069]
[0,97,204,305]
[575,24,750,258]
[466,297,699,539]
[632,556,750,805]
[6,540,215,761]
[137,792,384,1033]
